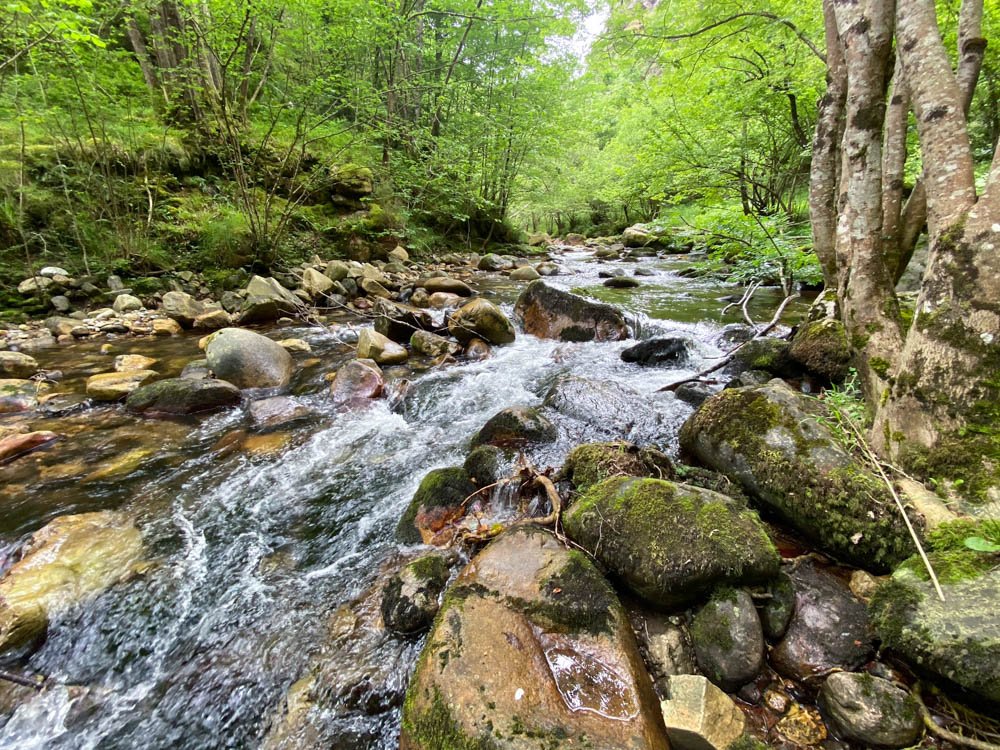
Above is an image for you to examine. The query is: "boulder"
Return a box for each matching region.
[396,467,476,545]
[0,351,38,379]
[544,375,661,441]
[380,553,451,634]
[471,406,557,449]
[560,442,674,493]
[515,280,629,342]
[447,298,516,345]
[759,571,795,640]
[660,675,746,750]
[126,378,241,416]
[638,615,697,694]
[771,560,874,681]
[248,396,312,432]
[356,328,408,365]
[152,318,183,336]
[160,291,205,328]
[562,476,779,608]
[730,337,799,378]
[410,330,459,358]
[788,318,852,382]
[818,672,922,748]
[39,266,68,278]
[623,224,665,248]
[675,383,714,408]
[324,260,349,282]
[0,431,59,463]
[510,266,541,281]
[330,359,384,406]
[0,511,143,651]
[536,261,559,276]
[477,253,513,271]
[604,276,641,288]
[622,337,692,367]
[689,589,764,691]
[113,354,157,372]
[0,379,37,414]
[239,276,301,324]
[112,294,143,313]
[359,277,392,298]
[300,267,335,299]
[417,277,473,296]
[373,298,435,343]
[205,328,294,390]
[192,309,233,331]
[400,526,670,750]
[44,316,79,337]
[679,380,916,570]
[86,370,158,401]
[17,276,53,294]
[463,444,510,487]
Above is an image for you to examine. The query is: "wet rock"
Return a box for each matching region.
[0,511,143,651]
[113,354,157,372]
[44,316,79,337]
[360,277,391,298]
[759,571,795,640]
[409,330,459,358]
[248,396,312,431]
[396,466,476,545]
[277,338,311,353]
[0,431,59,463]
[300,268,335,299]
[561,442,674,493]
[771,560,874,681]
[400,526,670,750]
[0,351,38,379]
[380,553,450,634]
[819,672,921,748]
[180,359,210,380]
[870,565,1000,704]
[789,319,852,382]
[205,327,294,390]
[373,298,435,343]
[675,382,714,407]
[471,406,557,449]
[679,380,916,570]
[447,298,515,345]
[463,444,510,487]
[730,337,799,378]
[605,276,641,288]
[477,253,513,271]
[126,378,241,416]
[637,614,698,693]
[160,290,205,328]
[418,277,472,296]
[690,589,764,691]
[0,379,38,413]
[722,369,771,389]
[112,293,143,313]
[510,265,541,281]
[330,359,384,406]
[515,280,629,342]
[623,224,669,249]
[622,337,691,367]
[543,374,660,440]
[776,702,828,746]
[324,260,349,282]
[193,309,233,331]
[152,318,183,336]
[356,328,408,365]
[563,477,779,608]
[239,276,301,324]
[86,370,158,401]
[660,674,746,750]
[536,261,559,276]
[463,337,491,360]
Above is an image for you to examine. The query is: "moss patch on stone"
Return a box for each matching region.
[897,518,1000,584]
[396,467,476,544]
[560,442,673,493]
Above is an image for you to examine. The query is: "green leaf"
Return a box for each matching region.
[964,537,1000,553]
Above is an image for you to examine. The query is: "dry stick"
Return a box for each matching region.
[741,281,762,331]
[658,292,800,392]
[913,684,1000,750]
[0,670,45,690]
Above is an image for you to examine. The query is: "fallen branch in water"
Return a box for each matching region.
[659,291,799,392]
[0,669,46,690]
[913,683,1000,750]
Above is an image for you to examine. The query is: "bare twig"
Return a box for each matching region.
[913,683,1000,750]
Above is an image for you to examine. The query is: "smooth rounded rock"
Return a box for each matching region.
[471,406,556,449]
[690,589,765,692]
[126,378,241,416]
[0,351,39,379]
[819,672,921,748]
[380,554,450,634]
[515,280,629,342]
[447,298,515,345]
[205,328,294,390]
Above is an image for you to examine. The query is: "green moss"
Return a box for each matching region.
[396,467,476,544]
[897,519,1000,584]
[408,553,450,582]
[868,578,923,651]
[523,551,618,635]
[869,356,891,378]
[401,685,501,750]
[561,442,673,493]
[727,733,769,750]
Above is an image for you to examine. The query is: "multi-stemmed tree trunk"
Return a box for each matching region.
[810,0,999,503]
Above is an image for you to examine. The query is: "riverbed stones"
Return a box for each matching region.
[471,406,557,449]
[373,298,434,343]
[300,267,335,299]
[447,298,515,345]
[161,290,205,328]
[409,330,459,358]
[560,442,674,492]
[330,358,383,405]
[356,328,408,365]
[113,354,157,372]
[248,396,311,431]
[679,380,916,570]
[605,276,641,288]
[771,560,874,681]
[417,276,472,296]
[192,309,233,331]
[515,280,629,342]
[818,672,921,748]
[621,337,691,366]
[400,526,670,750]
[239,275,301,324]
[689,589,764,691]
[205,327,294,390]
[0,431,59,463]
[126,378,241,416]
[543,374,661,441]
[660,675,746,750]
[86,370,158,401]
[477,252,513,271]
[0,351,38,379]
[396,466,476,545]
[0,379,37,413]
[112,293,143,314]
[510,265,541,281]
[870,565,1000,704]
[152,318,183,336]
[0,511,143,651]
[788,318,852,382]
[563,476,779,608]
[380,553,450,634]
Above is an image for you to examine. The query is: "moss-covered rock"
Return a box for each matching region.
[381,553,451,634]
[560,442,673,493]
[470,406,557,450]
[680,380,917,571]
[447,298,516,345]
[730,337,799,378]
[788,319,852,382]
[463,444,511,487]
[396,467,477,545]
[400,526,670,749]
[563,476,779,608]
[126,377,241,416]
[514,280,630,342]
[818,672,922,748]
[689,588,764,691]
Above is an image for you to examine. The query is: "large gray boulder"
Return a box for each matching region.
[447,298,515,345]
[161,291,205,328]
[515,280,629,341]
[563,476,779,608]
[126,378,241,416]
[544,375,662,442]
[680,380,916,571]
[239,276,301,324]
[205,328,294,389]
[818,672,922,748]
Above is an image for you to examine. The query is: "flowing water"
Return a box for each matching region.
[0,249,809,749]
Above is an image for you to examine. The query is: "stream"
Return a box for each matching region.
[0,248,810,749]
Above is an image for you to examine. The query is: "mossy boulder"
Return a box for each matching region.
[730,337,799,378]
[471,406,557,449]
[788,319,852,382]
[381,553,451,634]
[0,511,143,651]
[870,564,1000,706]
[396,467,477,545]
[514,280,630,342]
[818,672,922,748]
[447,298,516,345]
[563,476,779,608]
[689,588,764,692]
[463,444,511,487]
[560,442,674,492]
[679,380,917,571]
[400,526,670,750]
[126,377,241,416]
